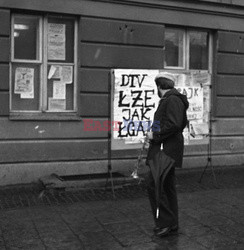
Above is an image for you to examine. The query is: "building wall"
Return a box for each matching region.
[0,0,243,185]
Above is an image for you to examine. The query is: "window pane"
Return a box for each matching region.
[11,63,40,111]
[165,28,184,67]
[14,15,40,60]
[189,31,208,70]
[47,17,74,63]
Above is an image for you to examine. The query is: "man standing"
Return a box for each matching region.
[146,72,189,237]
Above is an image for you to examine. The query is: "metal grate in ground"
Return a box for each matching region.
[0,166,243,210]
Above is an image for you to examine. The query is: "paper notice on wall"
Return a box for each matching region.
[193,71,211,87]
[48,65,72,84]
[61,66,73,84]
[53,81,66,99]
[15,67,34,95]
[189,121,205,140]
[191,122,209,135]
[113,69,160,146]
[48,65,62,79]
[176,86,204,121]
[21,91,34,99]
[48,23,66,60]
[173,71,210,141]
[48,98,66,111]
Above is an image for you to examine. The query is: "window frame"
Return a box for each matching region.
[164,27,186,70]
[164,27,213,73]
[11,14,43,64]
[10,13,79,119]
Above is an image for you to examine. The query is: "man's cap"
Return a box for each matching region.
[154,72,175,89]
[154,72,175,83]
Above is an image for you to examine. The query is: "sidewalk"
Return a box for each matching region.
[0,167,243,250]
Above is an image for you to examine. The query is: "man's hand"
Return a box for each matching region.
[147,131,153,140]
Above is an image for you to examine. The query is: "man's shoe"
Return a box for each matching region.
[154,225,178,237]
[155,227,171,237]
[154,225,178,232]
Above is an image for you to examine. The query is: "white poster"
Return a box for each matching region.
[176,86,203,120]
[53,81,66,99]
[173,72,211,141]
[15,67,34,97]
[112,69,211,149]
[112,69,160,149]
[20,91,34,99]
[48,23,66,60]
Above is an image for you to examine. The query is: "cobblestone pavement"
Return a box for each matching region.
[0,167,243,249]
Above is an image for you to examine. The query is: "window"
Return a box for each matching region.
[10,14,78,118]
[165,28,211,71]
[165,28,185,68]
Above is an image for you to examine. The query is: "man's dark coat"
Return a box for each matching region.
[151,88,189,168]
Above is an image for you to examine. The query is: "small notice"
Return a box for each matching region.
[53,81,66,99]
[61,66,73,84]
[48,65,61,79]
[191,122,209,135]
[21,91,34,99]
[48,65,73,84]
[48,23,66,60]
[15,67,34,97]
[48,98,66,111]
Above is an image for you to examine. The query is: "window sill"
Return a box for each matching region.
[9,112,81,121]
